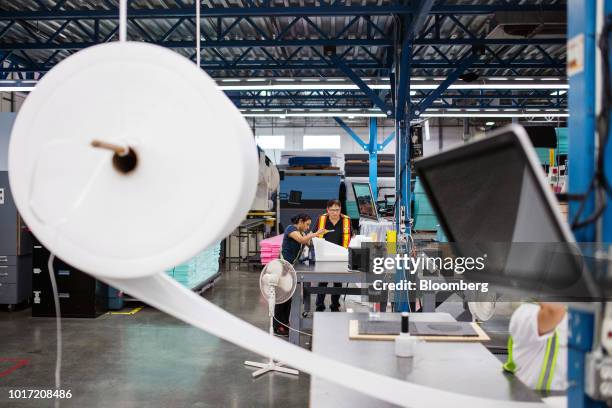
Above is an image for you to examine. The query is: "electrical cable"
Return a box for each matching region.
[571,16,612,229]
[48,253,61,408]
[273,317,313,337]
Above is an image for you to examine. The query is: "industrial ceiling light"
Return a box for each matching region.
[0,78,569,93]
[242,112,388,118]
[421,112,569,118]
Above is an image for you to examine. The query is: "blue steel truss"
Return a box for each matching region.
[0,1,567,111]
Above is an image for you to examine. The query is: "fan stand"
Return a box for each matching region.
[244,286,299,377]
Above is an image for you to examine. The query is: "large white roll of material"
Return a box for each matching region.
[9,42,257,280]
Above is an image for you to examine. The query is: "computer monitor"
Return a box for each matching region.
[414,124,598,300]
[351,182,379,221]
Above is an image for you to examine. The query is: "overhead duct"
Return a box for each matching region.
[487,11,566,39]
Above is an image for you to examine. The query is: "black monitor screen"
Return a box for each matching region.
[352,182,378,221]
[414,126,598,300]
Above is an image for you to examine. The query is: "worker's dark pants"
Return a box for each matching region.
[316,282,342,310]
[274,299,291,330]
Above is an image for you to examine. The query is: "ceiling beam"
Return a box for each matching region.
[0,4,566,20]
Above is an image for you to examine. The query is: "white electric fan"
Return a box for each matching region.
[244,259,298,377]
[468,290,497,322]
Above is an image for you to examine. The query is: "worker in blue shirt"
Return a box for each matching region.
[273,214,324,337]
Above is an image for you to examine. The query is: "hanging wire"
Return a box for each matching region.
[195,0,201,68]
[119,0,127,42]
[48,254,62,408]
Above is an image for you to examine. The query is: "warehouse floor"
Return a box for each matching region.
[0,268,310,408]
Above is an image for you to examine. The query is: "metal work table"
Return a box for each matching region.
[310,312,542,407]
[289,261,365,345]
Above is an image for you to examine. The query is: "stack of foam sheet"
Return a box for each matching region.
[260,234,284,265]
[166,242,221,289]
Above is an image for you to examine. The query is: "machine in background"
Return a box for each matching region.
[0,171,32,311]
[226,148,280,269]
[32,239,109,318]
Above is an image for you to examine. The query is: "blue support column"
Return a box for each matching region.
[368,117,378,200]
[603,0,612,244]
[567,1,609,407]
[568,0,597,243]
[391,2,431,311]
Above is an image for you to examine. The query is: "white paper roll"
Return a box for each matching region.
[9,41,258,279]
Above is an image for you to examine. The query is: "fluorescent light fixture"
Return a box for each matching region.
[0,87,36,92]
[0,77,569,93]
[242,112,387,118]
[219,83,569,91]
[421,113,569,118]
[0,81,37,92]
[486,121,495,126]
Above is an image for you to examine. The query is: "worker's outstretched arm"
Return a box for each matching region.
[537,303,566,335]
[289,230,325,245]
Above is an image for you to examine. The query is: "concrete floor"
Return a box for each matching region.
[0,268,310,408]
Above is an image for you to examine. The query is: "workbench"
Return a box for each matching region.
[310,312,542,407]
[289,261,365,345]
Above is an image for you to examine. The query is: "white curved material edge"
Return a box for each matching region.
[104,273,546,408]
[313,237,349,262]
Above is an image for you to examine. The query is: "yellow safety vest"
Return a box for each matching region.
[502,330,559,391]
[317,214,351,248]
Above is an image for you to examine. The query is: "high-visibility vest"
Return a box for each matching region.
[317,214,351,248]
[502,330,559,391]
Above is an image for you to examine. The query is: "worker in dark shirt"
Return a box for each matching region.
[315,199,352,312]
[273,214,325,337]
